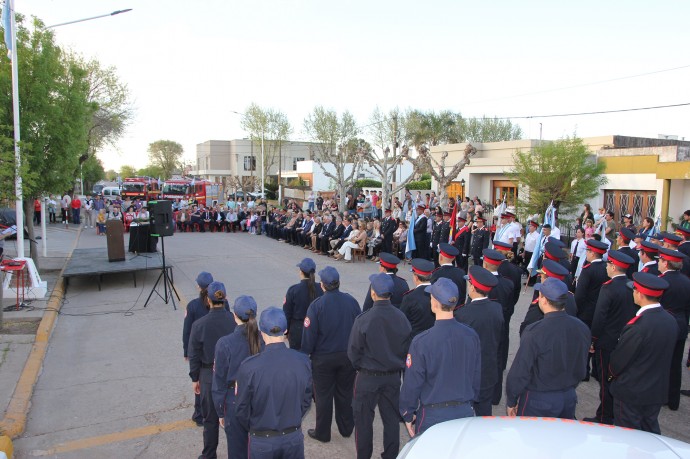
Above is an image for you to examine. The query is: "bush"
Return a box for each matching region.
[420,173,431,181]
[355,179,382,188]
[407,180,432,190]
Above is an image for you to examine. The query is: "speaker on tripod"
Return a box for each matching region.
[145,200,179,309]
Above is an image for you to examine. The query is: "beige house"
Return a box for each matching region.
[430,135,690,229]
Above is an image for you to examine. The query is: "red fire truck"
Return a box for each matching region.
[161,178,221,207]
[121,177,161,201]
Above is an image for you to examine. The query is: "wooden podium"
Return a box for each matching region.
[106,220,126,262]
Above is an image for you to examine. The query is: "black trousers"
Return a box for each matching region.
[287,319,304,351]
[311,352,356,441]
[594,348,614,423]
[614,399,662,434]
[668,338,685,410]
[200,367,220,459]
[352,372,401,459]
[492,312,512,405]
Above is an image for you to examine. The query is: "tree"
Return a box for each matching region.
[507,136,607,217]
[81,155,105,193]
[457,116,523,143]
[240,103,292,187]
[137,165,164,179]
[303,106,362,210]
[362,107,418,211]
[147,140,183,179]
[402,144,477,209]
[119,165,137,178]
[104,169,118,181]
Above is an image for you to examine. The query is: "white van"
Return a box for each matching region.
[101,186,121,198]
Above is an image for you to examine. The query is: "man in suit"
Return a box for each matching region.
[412,204,428,259]
[315,215,335,255]
[430,212,444,267]
[470,217,490,266]
[617,228,639,279]
[453,215,471,272]
[380,209,397,254]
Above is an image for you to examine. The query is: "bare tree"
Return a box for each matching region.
[241,103,292,187]
[303,107,363,210]
[401,144,477,209]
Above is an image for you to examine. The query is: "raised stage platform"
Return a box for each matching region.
[63,248,173,291]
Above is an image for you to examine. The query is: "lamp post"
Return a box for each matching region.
[460,178,466,200]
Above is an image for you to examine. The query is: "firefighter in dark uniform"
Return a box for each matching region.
[661,232,682,250]
[301,266,361,443]
[482,249,515,405]
[506,278,591,419]
[430,211,444,267]
[543,241,573,288]
[657,248,690,411]
[412,204,428,259]
[212,295,263,459]
[235,307,313,459]
[188,281,236,459]
[399,278,481,436]
[283,258,324,350]
[454,266,504,416]
[582,250,636,424]
[617,227,639,279]
[348,273,412,459]
[493,240,522,308]
[431,243,466,304]
[439,211,452,246]
[362,252,409,311]
[453,215,471,271]
[470,216,489,266]
[183,271,214,426]
[638,241,660,275]
[609,273,677,434]
[520,260,577,335]
[380,209,397,254]
[400,259,436,338]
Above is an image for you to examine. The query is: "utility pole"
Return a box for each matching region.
[392,114,398,183]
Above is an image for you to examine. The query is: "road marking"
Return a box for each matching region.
[30,419,196,456]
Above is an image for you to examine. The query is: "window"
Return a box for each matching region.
[292,157,305,171]
[244,156,256,171]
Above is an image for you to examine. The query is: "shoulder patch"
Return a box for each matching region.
[406,354,412,368]
[626,315,641,326]
[603,279,612,285]
[304,317,311,328]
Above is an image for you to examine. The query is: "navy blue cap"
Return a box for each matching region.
[542,223,552,229]
[650,233,663,241]
[196,271,213,289]
[607,250,634,269]
[658,247,686,263]
[296,257,316,273]
[368,273,395,296]
[425,277,459,306]
[411,258,435,276]
[464,265,499,290]
[493,240,512,250]
[438,243,459,258]
[233,295,258,321]
[585,239,608,255]
[379,252,401,269]
[619,227,636,242]
[538,259,569,280]
[259,306,288,336]
[318,266,340,285]
[661,232,682,246]
[544,242,566,261]
[482,249,505,266]
[627,272,669,297]
[548,237,566,248]
[535,277,569,302]
[640,241,660,255]
[207,281,227,302]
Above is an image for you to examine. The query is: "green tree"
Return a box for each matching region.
[457,116,523,143]
[240,103,292,186]
[147,140,182,179]
[119,165,137,178]
[137,165,164,179]
[508,136,607,217]
[81,155,105,193]
[104,169,118,181]
[303,107,362,210]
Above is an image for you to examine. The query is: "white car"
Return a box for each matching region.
[397,417,690,459]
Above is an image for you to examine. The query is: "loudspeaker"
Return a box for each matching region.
[106,220,125,262]
[149,200,174,237]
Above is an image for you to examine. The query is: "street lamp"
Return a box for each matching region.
[46,9,133,29]
[460,178,466,199]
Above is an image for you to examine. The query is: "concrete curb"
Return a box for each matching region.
[0,227,81,444]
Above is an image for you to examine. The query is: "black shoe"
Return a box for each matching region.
[582,375,590,382]
[307,429,329,443]
[192,417,203,427]
[681,389,690,397]
[667,403,679,411]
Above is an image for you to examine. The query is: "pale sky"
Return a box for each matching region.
[17,0,690,172]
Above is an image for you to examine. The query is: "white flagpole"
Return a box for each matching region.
[9,0,24,258]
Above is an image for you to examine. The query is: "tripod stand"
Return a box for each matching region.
[144,236,180,309]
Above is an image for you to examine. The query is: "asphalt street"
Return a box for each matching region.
[7,227,690,458]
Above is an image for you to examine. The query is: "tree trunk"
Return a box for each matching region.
[24,199,39,270]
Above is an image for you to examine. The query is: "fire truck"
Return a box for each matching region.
[120,177,161,201]
[161,178,221,207]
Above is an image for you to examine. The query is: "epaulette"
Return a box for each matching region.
[432,267,440,273]
[603,279,612,285]
[403,289,414,296]
[626,315,641,326]
[583,264,591,269]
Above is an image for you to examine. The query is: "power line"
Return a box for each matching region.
[496,102,690,120]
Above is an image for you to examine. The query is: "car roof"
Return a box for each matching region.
[398,417,690,459]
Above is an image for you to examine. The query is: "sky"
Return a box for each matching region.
[15,0,690,172]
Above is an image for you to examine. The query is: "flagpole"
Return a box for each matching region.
[9,0,24,258]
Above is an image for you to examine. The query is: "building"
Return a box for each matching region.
[190,139,318,190]
[430,135,690,229]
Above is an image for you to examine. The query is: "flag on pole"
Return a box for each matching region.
[1,0,12,60]
[448,200,458,243]
[526,201,555,278]
[405,217,416,260]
